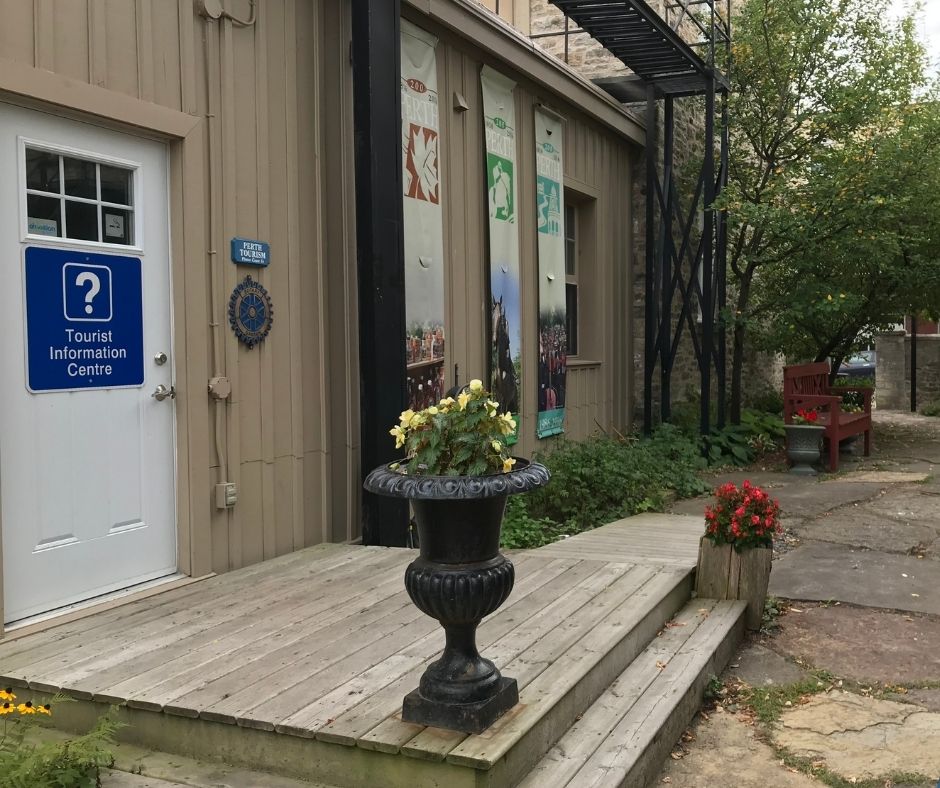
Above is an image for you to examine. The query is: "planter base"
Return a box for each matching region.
[788,463,817,477]
[402,676,519,734]
[696,538,772,630]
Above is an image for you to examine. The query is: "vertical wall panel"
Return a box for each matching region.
[103,0,140,98]
[53,0,90,83]
[0,0,35,66]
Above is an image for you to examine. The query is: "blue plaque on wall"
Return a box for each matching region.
[231,237,270,266]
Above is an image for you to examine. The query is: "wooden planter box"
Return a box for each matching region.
[695,538,771,630]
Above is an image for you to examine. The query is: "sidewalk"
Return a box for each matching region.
[658,411,940,787]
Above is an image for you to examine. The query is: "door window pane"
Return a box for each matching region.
[26,194,62,237]
[64,157,97,199]
[65,200,99,241]
[100,165,132,206]
[102,208,133,246]
[26,149,60,194]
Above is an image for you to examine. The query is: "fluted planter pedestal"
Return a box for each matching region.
[785,424,825,475]
[364,460,549,734]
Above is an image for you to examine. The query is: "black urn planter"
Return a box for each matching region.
[364,459,550,734]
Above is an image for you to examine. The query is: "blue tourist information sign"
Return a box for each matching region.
[24,246,144,392]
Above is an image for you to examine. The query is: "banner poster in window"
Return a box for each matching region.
[481,66,521,444]
[401,20,446,411]
[534,108,567,439]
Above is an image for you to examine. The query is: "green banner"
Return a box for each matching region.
[534,108,567,439]
[481,66,521,443]
[401,20,446,410]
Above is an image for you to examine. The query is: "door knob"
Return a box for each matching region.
[152,384,176,402]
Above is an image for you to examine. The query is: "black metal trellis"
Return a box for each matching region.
[540,0,732,436]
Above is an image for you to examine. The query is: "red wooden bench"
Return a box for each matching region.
[783,361,872,472]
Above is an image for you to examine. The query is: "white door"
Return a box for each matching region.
[0,102,177,624]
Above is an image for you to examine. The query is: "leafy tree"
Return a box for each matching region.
[720,0,931,418]
[757,101,940,374]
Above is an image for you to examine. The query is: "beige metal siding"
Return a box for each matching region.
[0,0,353,580]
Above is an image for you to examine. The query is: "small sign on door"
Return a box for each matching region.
[24,246,144,392]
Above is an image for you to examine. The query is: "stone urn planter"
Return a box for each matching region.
[696,539,772,630]
[785,423,825,475]
[364,459,550,734]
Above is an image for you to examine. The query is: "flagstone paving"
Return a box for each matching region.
[659,411,940,787]
[777,692,940,782]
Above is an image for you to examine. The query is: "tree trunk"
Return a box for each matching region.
[729,278,751,425]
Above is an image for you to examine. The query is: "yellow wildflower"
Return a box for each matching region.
[0,688,15,702]
[390,425,406,449]
[502,457,517,473]
[399,409,415,428]
[0,702,13,715]
[37,704,52,716]
[17,702,36,715]
[491,440,502,453]
[469,379,484,393]
[458,392,471,410]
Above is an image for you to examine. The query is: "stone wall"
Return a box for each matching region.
[876,332,940,411]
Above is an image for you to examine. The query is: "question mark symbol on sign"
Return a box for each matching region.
[75,272,101,315]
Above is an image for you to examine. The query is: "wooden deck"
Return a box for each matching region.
[0,515,709,787]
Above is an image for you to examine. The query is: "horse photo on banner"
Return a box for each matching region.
[481,66,521,443]
[534,107,567,439]
[401,20,446,411]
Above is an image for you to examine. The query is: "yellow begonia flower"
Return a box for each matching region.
[502,457,517,473]
[399,409,415,428]
[469,379,484,393]
[458,392,471,410]
[498,412,517,436]
[390,425,406,449]
[427,406,438,416]
[827,294,833,302]
[485,399,499,417]
[409,412,427,427]
[439,397,455,411]
[491,440,502,452]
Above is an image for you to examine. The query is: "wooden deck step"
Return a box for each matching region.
[518,599,746,788]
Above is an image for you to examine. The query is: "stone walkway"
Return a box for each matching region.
[660,411,940,787]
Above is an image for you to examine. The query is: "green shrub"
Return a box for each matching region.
[501,426,710,549]
[746,387,784,415]
[922,400,940,417]
[500,497,566,549]
[703,409,784,467]
[0,700,122,788]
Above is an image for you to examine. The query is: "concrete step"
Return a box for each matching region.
[518,599,746,788]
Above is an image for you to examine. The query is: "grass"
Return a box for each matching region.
[735,671,835,725]
[770,743,934,788]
